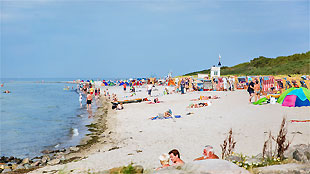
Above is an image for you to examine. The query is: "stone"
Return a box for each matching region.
[156,159,250,174]
[225,155,242,162]
[2,168,12,173]
[2,157,9,163]
[41,155,50,164]
[133,165,144,173]
[47,159,60,165]
[41,150,51,154]
[54,154,65,160]
[304,151,310,160]
[31,160,41,167]
[293,150,303,161]
[23,163,31,169]
[15,164,25,170]
[253,163,310,174]
[11,164,18,170]
[15,158,23,164]
[21,158,29,164]
[69,146,80,152]
[284,144,310,162]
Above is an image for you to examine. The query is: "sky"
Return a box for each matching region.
[1,0,309,79]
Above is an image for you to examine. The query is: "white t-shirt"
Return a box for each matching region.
[147,84,153,91]
[79,95,82,102]
[223,78,227,84]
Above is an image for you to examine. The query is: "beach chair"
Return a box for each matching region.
[218,77,224,91]
[284,78,293,89]
[292,77,302,88]
[275,79,283,90]
[261,76,275,95]
[304,80,310,89]
[300,80,308,88]
[203,80,213,91]
[237,77,246,89]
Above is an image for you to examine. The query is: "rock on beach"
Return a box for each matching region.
[156,160,250,174]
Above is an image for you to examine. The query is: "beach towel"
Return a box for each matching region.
[290,120,310,123]
[147,101,162,104]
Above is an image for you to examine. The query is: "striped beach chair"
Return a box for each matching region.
[262,76,275,93]
[275,79,284,90]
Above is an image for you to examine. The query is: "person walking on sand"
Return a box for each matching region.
[194,145,219,161]
[247,80,255,103]
[180,79,185,94]
[169,149,185,166]
[147,82,153,97]
[254,80,261,102]
[86,92,92,110]
[223,77,228,91]
[79,93,83,107]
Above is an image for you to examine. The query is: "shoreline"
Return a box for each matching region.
[0,95,115,173]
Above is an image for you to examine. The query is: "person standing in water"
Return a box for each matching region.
[79,93,83,108]
[86,92,92,110]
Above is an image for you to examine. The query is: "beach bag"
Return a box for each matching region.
[270,97,276,104]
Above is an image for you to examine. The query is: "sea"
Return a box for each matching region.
[0,78,96,159]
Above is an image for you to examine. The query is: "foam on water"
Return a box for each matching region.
[71,128,79,136]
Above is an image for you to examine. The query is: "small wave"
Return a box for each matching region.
[71,128,79,136]
[54,144,60,148]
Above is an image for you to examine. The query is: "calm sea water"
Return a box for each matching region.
[0,78,95,158]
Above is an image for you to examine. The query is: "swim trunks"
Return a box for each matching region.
[87,100,91,104]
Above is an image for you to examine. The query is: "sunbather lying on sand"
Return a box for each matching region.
[150,109,173,120]
[191,95,219,101]
[187,103,208,108]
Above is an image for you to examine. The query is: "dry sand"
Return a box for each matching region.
[30,86,310,173]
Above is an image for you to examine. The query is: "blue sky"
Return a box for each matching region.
[1,0,309,79]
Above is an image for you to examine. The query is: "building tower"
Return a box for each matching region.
[218,54,222,66]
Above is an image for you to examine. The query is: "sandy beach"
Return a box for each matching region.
[28,85,310,173]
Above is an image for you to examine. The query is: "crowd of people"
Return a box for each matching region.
[78,82,102,112]
[156,146,219,170]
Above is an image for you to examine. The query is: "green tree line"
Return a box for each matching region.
[185,51,310,76]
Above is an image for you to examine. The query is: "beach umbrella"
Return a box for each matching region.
[277,87,310,107]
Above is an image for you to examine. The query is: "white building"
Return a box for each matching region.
[198,74,209,79]
[210,66,220,77]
